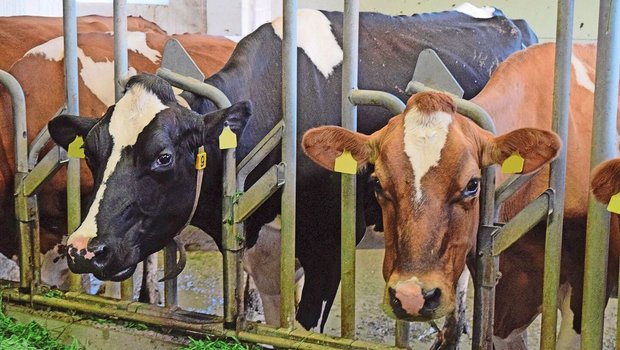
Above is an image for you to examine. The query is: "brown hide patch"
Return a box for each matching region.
[592,159,620,204]
[404,92,456,116]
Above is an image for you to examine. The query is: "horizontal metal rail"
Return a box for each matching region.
[237,120,284,183]
[22,146,68,197]
[234,163,285,223]
[492,189,554,256]
[2,290,401,350]
[157,68,231,109]
[494,173,537,211]
[350,89,406,116]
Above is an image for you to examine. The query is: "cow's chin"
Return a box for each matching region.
[95,264,138,282]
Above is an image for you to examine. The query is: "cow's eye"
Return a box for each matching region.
[153,153,173,170]
[371,176,382,193]
[463,178,480,197]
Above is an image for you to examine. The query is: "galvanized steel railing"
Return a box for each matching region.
[5,0,620,349]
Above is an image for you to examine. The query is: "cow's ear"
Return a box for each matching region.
[302,126,373,173]
[203,100,252,137]
[48,115,99,150]
[591,159,620,205]
[482,128,562,174]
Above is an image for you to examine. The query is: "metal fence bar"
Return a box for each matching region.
[62,0,82,293]
[1,70,32,291]
[113,0,134,302]
[540,1,574,348]
[582,0,620,347]
[280,0,298,330]
[340,0,359,339]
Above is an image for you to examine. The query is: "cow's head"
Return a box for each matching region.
[302,92,561,321]
[49,73,251,281]
[591,159,620,206]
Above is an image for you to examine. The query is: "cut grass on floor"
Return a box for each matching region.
[0,301,82,350]
[183,337,260,350]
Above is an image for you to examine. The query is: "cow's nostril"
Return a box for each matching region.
[422,287,441,311]
[89,244,110,266]
[388,287,402,308]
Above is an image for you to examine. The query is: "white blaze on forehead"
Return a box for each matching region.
[453,2,496,19]
[571,53,595,92]
[68,84,168,245]
[403,108,453,203]
[271,9,343,79]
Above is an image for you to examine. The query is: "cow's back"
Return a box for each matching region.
[0,15,166,71]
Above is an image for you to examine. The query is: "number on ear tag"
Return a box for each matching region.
[219,126,237,149]
[334,150,357,175]
[607,193,620,214]
[501,153,524,174]
[195,150,207,170]
[67,136,85,159]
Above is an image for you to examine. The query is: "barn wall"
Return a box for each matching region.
[0,0,207,34]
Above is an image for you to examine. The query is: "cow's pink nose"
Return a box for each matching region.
[389,281,442,318]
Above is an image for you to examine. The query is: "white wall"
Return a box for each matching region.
[0,0,207,34]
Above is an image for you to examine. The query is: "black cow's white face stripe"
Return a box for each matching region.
[67,84,168,246]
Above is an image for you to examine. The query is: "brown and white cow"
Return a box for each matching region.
[0,29,234,288]
[304,42,618,348]
[0,15,165,71]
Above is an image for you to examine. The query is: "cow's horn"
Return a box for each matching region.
[158,235,187,282]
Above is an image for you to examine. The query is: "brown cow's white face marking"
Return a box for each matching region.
[403,107,453,203]
[67,84,168,250]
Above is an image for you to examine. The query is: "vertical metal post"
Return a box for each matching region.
[472,222,497,350]
[163,242,177,307]
[222,149,238,328]
[63,0,82,293]
[540,1,574,349]
[340,0,359,339]
[113,0,134,302]
[280,0,297,330]
[2,69,33,292]
[582,0,620,348]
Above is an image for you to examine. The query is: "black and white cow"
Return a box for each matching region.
[48,5,537,333]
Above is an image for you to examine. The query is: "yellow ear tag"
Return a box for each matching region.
[67,136,85,159]
[219,126,237,149]
[334,150,357,175]
[501,153,524,174]
[607,193,620,214]
[195,150,207,170]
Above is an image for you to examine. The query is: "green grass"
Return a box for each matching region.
[183,337,260,350]
[0,301,83,350]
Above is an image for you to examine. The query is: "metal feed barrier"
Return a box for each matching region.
[2,0,620,349]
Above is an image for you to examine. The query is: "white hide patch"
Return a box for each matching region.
[454,2,496,19]
[403,109,453,203]
[556,284,581,350]
[271,9,343,79]
[68,85,168,245]
[80,53,138,107]
[24,33,159,107]
[571,54,595,92]
[126,31,161,63]
[172,87,190,108]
